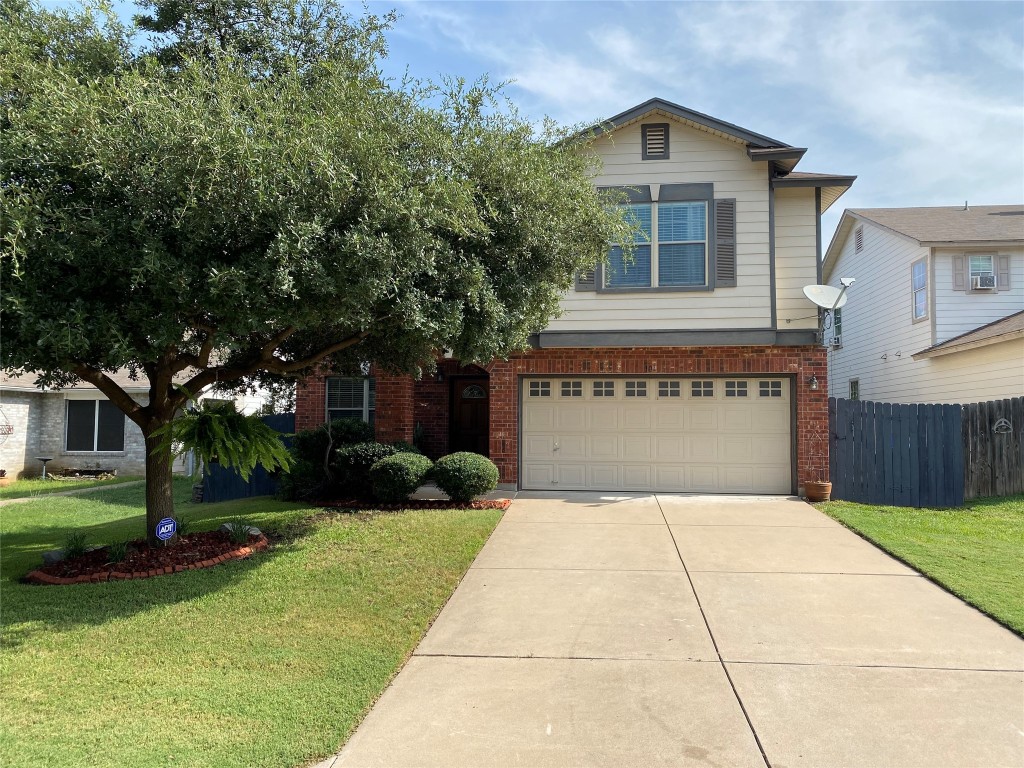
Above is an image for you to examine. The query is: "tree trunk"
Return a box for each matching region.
[143,428,176,546]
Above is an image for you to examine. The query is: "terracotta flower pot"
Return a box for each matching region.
[804,481,832,502]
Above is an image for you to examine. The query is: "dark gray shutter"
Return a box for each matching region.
[575,268,597,291]
[714,198,737,287]
[998,255,1010,289]
[952,255,966,291]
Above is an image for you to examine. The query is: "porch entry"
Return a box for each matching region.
[449,377,489,456]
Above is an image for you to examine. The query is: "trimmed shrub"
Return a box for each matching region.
[433,452,499,503]
[370,453,434,502]
[283,418,376,499]
[388,440,422,455]
[332,442,401,498]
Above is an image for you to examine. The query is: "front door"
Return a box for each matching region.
[449,378,490,456]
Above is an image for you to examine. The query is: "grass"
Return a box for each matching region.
[0,475,142,500]
[817,494,1024,635]
[0,478,502,768]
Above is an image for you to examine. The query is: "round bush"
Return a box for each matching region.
[332,441,401,498]
[370,453,434,502]
[292,417,376,466]
[433,452,499,503]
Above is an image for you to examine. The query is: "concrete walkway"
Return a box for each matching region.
[321,493,1024,768]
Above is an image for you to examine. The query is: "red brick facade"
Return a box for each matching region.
[295,345,829,494]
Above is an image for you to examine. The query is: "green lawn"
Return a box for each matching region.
[0,475,142,500]
[817,494,1024,635]
[0,478,502,768]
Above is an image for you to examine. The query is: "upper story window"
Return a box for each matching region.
[641,124,669,160]
[969,255,996,290]
[327,376,376,423]
[911,258,928,321]
[66,399,125,452]
[606,199,709,290]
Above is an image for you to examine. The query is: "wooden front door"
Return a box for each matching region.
[449,378,490,456]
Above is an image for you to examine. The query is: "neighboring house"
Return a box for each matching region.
[296,98,855,495]
[823,206,1024,404]
[0,371,264,478]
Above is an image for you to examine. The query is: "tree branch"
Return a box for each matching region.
[72,365,150,428]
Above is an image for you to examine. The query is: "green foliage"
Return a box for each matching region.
[282,418,377,499]
[63,531,89,560]
[224,518,254,544]
[106,540,129,563]
[158,400,292,481]
[332,442,401,498]
[432,453,499,503]
[0,0,631,532]
[369,453,434,503]
[277,458,323,501]
[175,516,193,537]
[388,441,422,456]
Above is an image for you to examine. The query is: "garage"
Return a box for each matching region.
[521,376,793,494]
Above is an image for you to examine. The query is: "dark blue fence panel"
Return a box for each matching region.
[202,413,295,503]
[829,398,963,508]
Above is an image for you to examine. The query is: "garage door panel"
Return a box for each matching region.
[622,465,652,489]
[622,407,652,430]
[688,407,718,430]
[526,407,555,430]
[590,435,619,459]
[689,466,720,491]
[557,435,587,460]
[556,464,587,487]
[556,406,587,430]
[723,408,753,432]
[654,406,685,430]
[522,377,791,494]
[655,435,684,460]
[590,408,618,430]
[686,436,719,462]
[525,435,554,459]
[588,464,619,488]
[622,435,653,460]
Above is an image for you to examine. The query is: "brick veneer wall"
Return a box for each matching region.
[295,376,327,433]
[487,346,829,492]
[412,361,490,458]
[296,345,830,493]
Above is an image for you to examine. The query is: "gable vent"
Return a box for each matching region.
[642,124,670,160]
[854,225,864,253]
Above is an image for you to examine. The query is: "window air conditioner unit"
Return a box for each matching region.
[831,335,843,348]
[972,274,996,290]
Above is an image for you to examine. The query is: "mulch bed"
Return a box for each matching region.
[314,498,512,512]
[24,530,269,586]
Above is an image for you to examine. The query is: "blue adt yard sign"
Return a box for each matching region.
[155,517,177,541]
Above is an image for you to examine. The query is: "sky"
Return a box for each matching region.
[47,0,1024,244]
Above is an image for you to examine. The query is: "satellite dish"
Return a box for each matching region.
[803,284,849,310]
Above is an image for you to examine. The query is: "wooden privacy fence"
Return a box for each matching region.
[202,413,294,503]
[829,396,1024,507]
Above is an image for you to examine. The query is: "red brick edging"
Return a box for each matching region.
[24,534,270,586]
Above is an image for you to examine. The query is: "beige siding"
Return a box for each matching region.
[547,116,773,331]
[932,248,1024,343]
[826,220,933,401]
[774,187,819,329]
[911,341,1024,404]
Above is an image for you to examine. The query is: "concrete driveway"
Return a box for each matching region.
[323,493,1024,768]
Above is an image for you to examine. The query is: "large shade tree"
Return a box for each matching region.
[0,0,629,541]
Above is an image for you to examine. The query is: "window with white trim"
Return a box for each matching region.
[528,381,551,398]
[625,381,648,397]
[911,258,928,320]
[593,381,615,397]
[560,381,582,398]
[327,377,376,423]
[658,381,680,398]
[969,255,995,285]
[725,381,748,397]
[691,380,714,397]
[605,201,708,289]
[759,380,783,398]
[65,399,125,451]
[849,379,860,401]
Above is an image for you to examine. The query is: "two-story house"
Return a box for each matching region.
[295,98,855,495]
[823,206,1024,405]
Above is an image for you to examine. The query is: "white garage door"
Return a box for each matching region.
[521,377,792,494]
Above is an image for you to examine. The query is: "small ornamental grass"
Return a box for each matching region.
[369,453,434,503]
[432,453,499,503]
[62,531,89,560]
